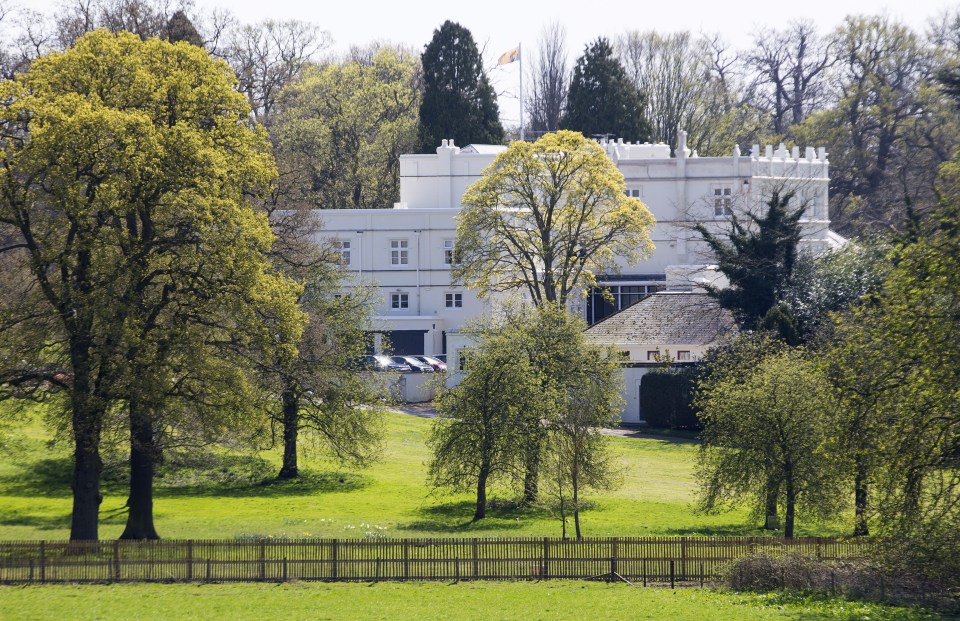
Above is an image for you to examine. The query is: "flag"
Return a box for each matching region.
[497,46,520,66]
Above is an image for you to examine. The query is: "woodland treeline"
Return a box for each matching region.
[2,1,959,235]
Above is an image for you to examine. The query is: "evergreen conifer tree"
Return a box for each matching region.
[163,10,204,48]
[561,37,650,142]
[417,21,504,151]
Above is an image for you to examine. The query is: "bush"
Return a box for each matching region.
[723,552,956,612]
[640,371,699,429]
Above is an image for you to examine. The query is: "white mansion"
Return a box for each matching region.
[316,131,840,358]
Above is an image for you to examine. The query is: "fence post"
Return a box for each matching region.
[611,537,618,579]
[259,540,266,580]
[403,540,409,580]
[670,559,675,589]
[472,538,479,579]
[700,561,704,587]
[113,540,121,582]
[542,538,549,579]
[39,541,45,584]
[642,558,647,587]
[187,540,194,581]
[282,557,288,582]
[375,557,381,583]
[29,558,34,583]
[680,537,687,580]
[331,539,338,581]
[206,558,211,583]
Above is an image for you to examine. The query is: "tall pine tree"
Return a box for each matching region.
[417,21,504,151]
[561,37,650,142]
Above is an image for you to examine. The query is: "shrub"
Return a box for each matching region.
[640,371,699,429]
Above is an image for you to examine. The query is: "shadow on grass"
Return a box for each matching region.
[398,499,558,534]
[0,509,71,531]
[157,470,372,499]
[0,457,75,498]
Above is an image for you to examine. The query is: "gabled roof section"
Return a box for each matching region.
[585,291,737,346]
[460,144,508,154]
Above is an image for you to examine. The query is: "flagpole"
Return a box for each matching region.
[519,42,525,141]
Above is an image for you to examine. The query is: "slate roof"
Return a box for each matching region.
[584,291,737,346]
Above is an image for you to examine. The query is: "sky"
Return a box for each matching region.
[25,0,959,128]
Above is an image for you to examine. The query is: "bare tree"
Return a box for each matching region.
[618,30,755,155]
[526,21,568,136]
[746,20,835,136]
[220,20,329,123]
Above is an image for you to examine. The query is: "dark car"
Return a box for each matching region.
[411,355,447,372]
[390,355,434,373]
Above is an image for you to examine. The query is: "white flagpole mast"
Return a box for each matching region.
[519,42,525,141]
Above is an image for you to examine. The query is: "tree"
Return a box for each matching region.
[693,190,804,331]
[428,327,538,521]
[561,37,650,143]
[272,46,421,209]
[544,333,623,539]
[417,21,503,151]
[793,15,954,234]
[617,30,734,153]
[163,10,203,47]
[454,130,655,306]
[221,19,328,123]
[270,255,386,481]
[821,160,960,569]
[0,30,304,540]
[526,21,568,136]
[696,345,843,538]
[745,20,835,137]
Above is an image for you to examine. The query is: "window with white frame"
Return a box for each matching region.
[334,240,351,265]
[443,239,455,265]
[445,292,463,308]
[713,186,733,217]
[677,350,691,361]
[390,293,409,309]
[390,239,408,265]
[624,187,642,198]
[647,350,660,361]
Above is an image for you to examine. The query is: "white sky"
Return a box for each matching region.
[26,0,959,128]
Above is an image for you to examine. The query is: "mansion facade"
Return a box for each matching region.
[315,132,841,357]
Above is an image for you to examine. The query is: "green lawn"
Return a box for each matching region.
[0,406,847,540]
[0,582,947,621]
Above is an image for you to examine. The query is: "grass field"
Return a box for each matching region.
[0,582,948,621]
[0,406,852,541]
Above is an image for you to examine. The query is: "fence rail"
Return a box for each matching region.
[0,537,868,585]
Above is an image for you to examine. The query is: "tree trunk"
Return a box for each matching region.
[278,387,299,479]
[70,406,103,541]
[764,476,780,531]
[120,399,159,540]
[853,460,869,537]
[522,452,540,505]
[473,464,489,522]
[572,466,582,540]
[784,471,796,539]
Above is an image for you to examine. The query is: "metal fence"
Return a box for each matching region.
[0,537,868,585]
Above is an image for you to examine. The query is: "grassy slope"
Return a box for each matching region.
[0,582,946,621]
[0,406,847,540]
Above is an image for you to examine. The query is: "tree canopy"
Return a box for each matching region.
[417,20,503,151]
[561,37,650,142]
[693,190,804,332]
[454,130,655,306]
[0,30,305,540]
[273,46,421,209]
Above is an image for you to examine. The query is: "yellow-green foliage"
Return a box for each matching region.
[454,130,656,305]
[273,47,421,209]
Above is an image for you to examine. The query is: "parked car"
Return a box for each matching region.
[391,355,434,373]
[411,355,447,372]
[355,354,411,372]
